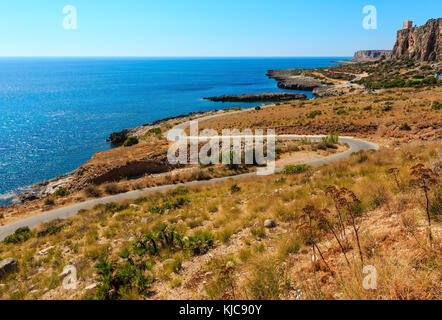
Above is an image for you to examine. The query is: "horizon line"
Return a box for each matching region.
[0,55,354,58]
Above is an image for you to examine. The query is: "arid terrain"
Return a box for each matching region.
[0,42,441,300]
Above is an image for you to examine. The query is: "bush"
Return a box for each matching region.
[230,184,241,193]
[53,188,70,197]
[306,110,322,119]
[85,185,102,198]
[146,128,161,135]
[37,223,69,238]
[94,254,153,300]
[322,134,339,148]
[3,227,33,244]
[282,164,311,175]
[399,123,411,131]
[432,101,441,110]
[44,198,55,206]
[104,183,121,195]
[123,137,139,147]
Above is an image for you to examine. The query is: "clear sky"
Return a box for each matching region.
[0,0,439,57]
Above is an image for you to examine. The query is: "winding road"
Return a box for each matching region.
[0,107,378,241]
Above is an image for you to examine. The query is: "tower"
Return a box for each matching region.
[403,20,413,29]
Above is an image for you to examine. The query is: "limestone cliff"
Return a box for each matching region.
[352,50,392,62]
[392,18,441,62]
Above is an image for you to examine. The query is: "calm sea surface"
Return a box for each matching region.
[0,57,347,202]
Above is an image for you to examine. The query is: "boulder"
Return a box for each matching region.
[0,258,18,278]
[264,219,276,229]
[141,217,153,224]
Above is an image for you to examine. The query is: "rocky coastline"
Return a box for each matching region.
[203,92,307,102]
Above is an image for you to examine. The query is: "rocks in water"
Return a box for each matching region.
[204,92,307,102]
[107,129,131,146]
[0,258,18,278]
[264,219,276,229]
[267,70,323,91]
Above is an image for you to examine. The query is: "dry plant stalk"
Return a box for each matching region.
[299,205,332,273]
[326,186,364,265]
[387,167,401,191]
[410,163,439,246]
[319,208,351,266]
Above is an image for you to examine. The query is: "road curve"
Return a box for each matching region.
[0,108,378,241]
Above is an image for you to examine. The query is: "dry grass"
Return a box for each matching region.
[0,140,440,300]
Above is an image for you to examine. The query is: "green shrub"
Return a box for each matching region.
[306,110,322,119]
[85,185,102,198]
[230,184,241,193]
[37,223,69,238]
[104,183,121,195]
[432,101,441,110]
[94,255,153,300]
[3,227,33,244]
[282,164,311,175]
[187,231,215,256]
[53,188,70,197]
[123,137,139,147]
[146,128,161,136]
[399,123,411,131]
[322,134,339,147]
[44,198,55,206]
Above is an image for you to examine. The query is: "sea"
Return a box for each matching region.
[0,57,348,205]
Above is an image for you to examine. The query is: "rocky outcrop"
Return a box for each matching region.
[312,86,344,97]
[67,141,175,190]
[0,258,18,278]
[107,129,132,146]
[392,18,441,62]
[352,50,392,62]
[204,92,307,102]
[267,69,323,90]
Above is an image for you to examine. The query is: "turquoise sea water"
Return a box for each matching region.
[0,57,347,202]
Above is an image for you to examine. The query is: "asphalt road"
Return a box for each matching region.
[0,109,378,241]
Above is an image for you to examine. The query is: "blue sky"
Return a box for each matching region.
[0,0,439,57]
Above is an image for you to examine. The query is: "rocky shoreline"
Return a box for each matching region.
[203,92,307,102]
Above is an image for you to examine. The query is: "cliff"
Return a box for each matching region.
[352,50,392,62]
[392,18,442,61]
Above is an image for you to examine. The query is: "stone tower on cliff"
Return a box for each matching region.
[403,20,413,29]
[392,18,441,62]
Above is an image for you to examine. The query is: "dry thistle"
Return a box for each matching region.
[387,168,401,191]
[298,205,332,273]
[325,186,347,241]
[318,208,351,267]
[410,163,439,246]
[326,186,364,265]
